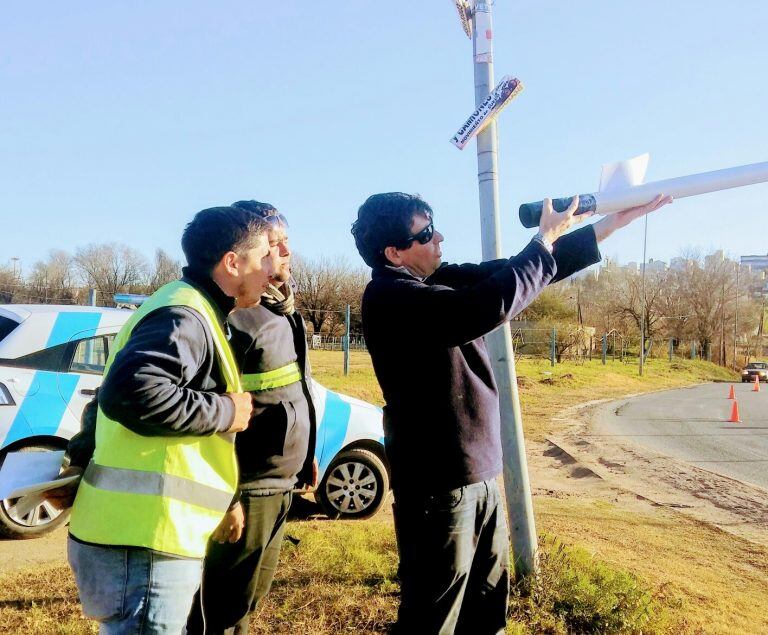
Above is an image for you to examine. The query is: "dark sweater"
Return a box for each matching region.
[362,226,601,495]
[228,304,317,494]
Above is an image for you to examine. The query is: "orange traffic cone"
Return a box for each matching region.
[729,400,741,423]
[728,385,735,399]
[753,376,761,392]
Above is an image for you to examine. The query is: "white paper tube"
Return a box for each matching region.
[595,160,768,213]
[519,161,768,228]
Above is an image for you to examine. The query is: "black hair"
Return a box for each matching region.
[181,206,270,273]
[351,192,433,268]
[231,199,289,227]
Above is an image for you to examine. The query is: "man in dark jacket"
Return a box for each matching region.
[351,192,671,634]
[185,200,317,634]
[55,206,273,633]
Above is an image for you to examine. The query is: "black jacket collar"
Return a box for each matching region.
[372,264,443,283]
[181,266,236,321]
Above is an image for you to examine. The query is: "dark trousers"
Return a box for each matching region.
[186,490,292,635]
[392,479,509,635]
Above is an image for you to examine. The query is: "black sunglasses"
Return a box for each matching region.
[403,222,434,247]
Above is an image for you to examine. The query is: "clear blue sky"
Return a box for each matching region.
[2,1,767,275]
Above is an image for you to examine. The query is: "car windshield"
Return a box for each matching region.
[746,363,767,369]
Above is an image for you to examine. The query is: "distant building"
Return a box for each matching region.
[741,254,768,272]
[645,258,668,273]
[670,257,691,270]
[705,250,725,268]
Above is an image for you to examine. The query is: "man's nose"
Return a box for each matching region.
[435,230,444,243]
[279,242,291,257]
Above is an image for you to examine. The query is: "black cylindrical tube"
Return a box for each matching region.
[518,194,597,228]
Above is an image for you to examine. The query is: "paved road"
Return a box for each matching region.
[593,382,768,490]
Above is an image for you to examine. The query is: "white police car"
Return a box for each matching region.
[0,304,388,538]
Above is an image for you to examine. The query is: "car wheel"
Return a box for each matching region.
[0,443,70,539]
[317,448,389,520]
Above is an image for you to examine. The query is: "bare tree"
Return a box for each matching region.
[147,249,182,293]
[0,266,17,303]
[28,250,78,304]
[292,254,368,334]
[74,243,149,306]
[675,255,735,361]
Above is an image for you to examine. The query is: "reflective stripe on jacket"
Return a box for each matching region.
[242,361,301,392]
[228,304,316,492]
[69,280,241,558]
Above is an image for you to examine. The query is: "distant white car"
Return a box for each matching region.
[0,304,388,538]
[741,361,768,383]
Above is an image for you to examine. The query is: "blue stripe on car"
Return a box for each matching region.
[318,391,351,474]
[46,312,102,347]
[1,311,99,449]
[2,372,79,448]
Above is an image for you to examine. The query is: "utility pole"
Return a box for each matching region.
[733,263,739,369]
[639,214,648,376]
[469,1,537,577]
[720,282,726,366]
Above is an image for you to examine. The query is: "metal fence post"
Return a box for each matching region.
[343,305,351,376]
[691,341,697,360]
[88,288,97,306]
[550,327,556,366]
[669,338,674,362]
[601,334,607,365]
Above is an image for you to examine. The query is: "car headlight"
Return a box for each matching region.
[0,383,15,406]
[742,370,749,375]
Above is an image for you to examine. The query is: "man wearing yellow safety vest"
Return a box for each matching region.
[65,206,274,633]
[186,200,318,634]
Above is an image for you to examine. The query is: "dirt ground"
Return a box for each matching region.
[0,525,67,573]
[528,390,768,548]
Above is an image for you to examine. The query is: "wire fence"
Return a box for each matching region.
[2,291,764,371]
[303,325,750,368]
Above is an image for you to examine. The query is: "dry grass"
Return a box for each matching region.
[0,350,761,633]
[536,498,768,634]
[0,522,670,634]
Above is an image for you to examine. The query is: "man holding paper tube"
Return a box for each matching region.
[351,191,671,634]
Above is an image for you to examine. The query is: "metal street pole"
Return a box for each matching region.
[639,214,648,376]
[471,1,537,577]
[733,264,739,369]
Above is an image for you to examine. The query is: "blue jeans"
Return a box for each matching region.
[393,479,509,635]
[68,536,203,634]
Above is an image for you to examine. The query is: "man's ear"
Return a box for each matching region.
[383,246,402,267]
[220,251,239,277]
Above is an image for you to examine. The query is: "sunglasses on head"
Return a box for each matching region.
[403,222,434,247]
[263,213,289,228]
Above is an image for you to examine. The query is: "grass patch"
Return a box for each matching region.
[537,498,768,634]
[0,523,668,634]
[508,536,672,634]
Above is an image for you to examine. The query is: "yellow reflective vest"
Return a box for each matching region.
[69,280,242,558]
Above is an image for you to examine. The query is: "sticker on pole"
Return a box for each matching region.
[450,76,523,150]
[473,2,492,62]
